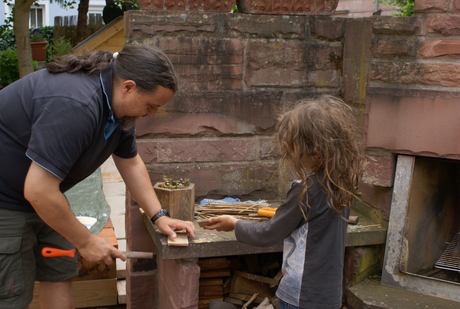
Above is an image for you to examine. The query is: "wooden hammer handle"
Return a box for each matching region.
[122,251,154,259]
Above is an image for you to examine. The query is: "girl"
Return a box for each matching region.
[204,95,363,309]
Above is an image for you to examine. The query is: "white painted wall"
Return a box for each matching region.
[0,0,105,27]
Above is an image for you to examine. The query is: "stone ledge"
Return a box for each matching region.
[348,278,460,309]
[143,209,386,260]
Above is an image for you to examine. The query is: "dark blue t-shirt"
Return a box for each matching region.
[0,66,137,211]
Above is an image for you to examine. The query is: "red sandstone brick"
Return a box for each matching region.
[159,37,244,65]
[223,14,306,39]
[357,182,393,221]
[126,269,157,309]
[427,16,460,36]
[245,41,341,87]
[309,16,345,41]
[362,152,396,187]
[371,37,415,58]
[125,11,219,38]
[372,16,422,36]
[158,258,200,308]
[371,61,460,87]
[134,91,283,138]
[414,0,448,12]
[308,70,342,88]
[138,139,261,164]
[145,162,281,199]
[366,93,460,160]
[455,0,460,11]
[174,65,243,91]
[418,39,460,59]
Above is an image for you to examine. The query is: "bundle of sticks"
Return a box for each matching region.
[195,202,271,221]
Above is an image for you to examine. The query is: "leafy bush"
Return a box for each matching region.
[0,25,16,51]
[0,48,19,87]
[47,37,73,61]
[381,0,414,16]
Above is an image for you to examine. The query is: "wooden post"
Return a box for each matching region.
[153,183,195,221]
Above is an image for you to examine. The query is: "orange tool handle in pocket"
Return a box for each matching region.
[42,247,76,258]
[257,207,277,218]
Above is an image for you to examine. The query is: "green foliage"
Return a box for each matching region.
[231,3,239,13]
[46,37,73,61]
[0,48,19,87]
[0,25,15,51]
[380,0,414,16]
[113,0,139,10]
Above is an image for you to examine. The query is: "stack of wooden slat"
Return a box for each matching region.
[198,257,232,308]
[199,253,282,308]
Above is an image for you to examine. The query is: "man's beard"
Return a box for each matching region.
[119,117,136,132]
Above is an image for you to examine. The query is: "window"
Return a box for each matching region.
[30,7,43,28]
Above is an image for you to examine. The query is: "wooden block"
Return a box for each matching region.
[200,278,224,286]
[197,219,213,227]
[74,226,118,281]
[30,278,117,308]
[233,270,279,286]
[230,272,275,300]
[154,182,195,221]
[116,239,126,279]
[117,280,126,304]
[198,257,231,271]
[200,269,231,278]
[229,293,266,304]
[199,286,224,297]
[167,232,189,247]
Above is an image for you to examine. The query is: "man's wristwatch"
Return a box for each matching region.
[150,208,170,224]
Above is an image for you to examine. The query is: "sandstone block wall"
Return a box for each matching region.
[126,11,345,202]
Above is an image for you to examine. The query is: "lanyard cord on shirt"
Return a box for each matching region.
[100,71,119,139]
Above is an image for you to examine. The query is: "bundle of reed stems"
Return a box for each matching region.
[195,202,270,221]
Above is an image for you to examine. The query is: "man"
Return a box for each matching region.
[0,45,195,308]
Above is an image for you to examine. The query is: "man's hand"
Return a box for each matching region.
[77,234,127,264]
[155,216,195,239]
[203,215,238,232]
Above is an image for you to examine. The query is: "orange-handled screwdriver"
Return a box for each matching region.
[257,207,277,218]
[41,247,76,258]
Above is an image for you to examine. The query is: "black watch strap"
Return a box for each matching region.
[150,208,170,224]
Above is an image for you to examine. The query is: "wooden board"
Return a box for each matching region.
[230,272,275,301]
[198,257,231,271]
[154,183,195,221]
[167,231,189,247]
[117,280,126,304]
[200,278,224,286]
[30,278,117,308]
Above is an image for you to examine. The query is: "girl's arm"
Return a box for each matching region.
[204,215,239,231]
[205,183,306,247]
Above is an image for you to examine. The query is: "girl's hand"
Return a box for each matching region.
[203,215,238,232]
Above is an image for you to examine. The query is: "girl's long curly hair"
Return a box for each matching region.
[276,95,364,221]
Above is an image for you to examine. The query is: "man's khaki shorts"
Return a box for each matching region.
[0,208,78,309]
